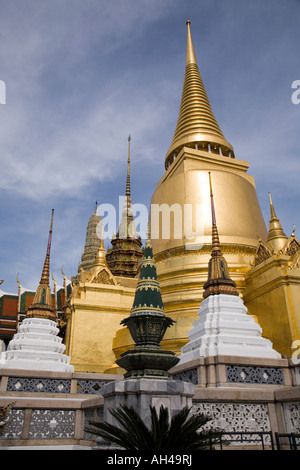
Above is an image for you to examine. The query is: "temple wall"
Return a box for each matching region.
[1,361,299,449]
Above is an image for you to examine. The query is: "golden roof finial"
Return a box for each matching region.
[208,172,222,256]
[118,136,136,239]
[165,21,234,169]
[266,193,287,251]
[51,271,57,310]
[268,192,277,219]
[40,209,54,286]
[126,134,131,197]
[16,273,21,313]
[186,20,197,65]
[145,221,152,248]
[202,173,239,299]
[51,271,56,286]
[91,219,108,272]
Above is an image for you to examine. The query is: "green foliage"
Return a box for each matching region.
[85,404,222,451]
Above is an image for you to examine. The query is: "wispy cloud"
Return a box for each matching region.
[0,0,173,199]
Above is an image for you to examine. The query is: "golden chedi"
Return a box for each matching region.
[113,21,268,360]
[67,21,300,371]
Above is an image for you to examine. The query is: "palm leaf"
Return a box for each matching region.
[85,404,223,451]
[150,405,170,450]
[86,405,153,450]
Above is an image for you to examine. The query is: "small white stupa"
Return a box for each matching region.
[179,174,281,364]
[0,210,74,372]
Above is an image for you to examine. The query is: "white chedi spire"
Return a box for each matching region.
[0,317,74,372]
[179,173,280,364]
[0,210,73,373]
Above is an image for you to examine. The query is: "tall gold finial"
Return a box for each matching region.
[16,274,21,313]
[40,209,54,285]
[165,21,234,169]
[126,135,131,198]
[117,136,136,239]
[268,192,276,219]
[202,173,239,299]
[145,221,152,248]
[266,193,287,251]
[208,172,221,256]
[61,265,66,281]
[91,218,108,271]
[51,271,57,310]
[61,265,67,297]
[186,20,197,65]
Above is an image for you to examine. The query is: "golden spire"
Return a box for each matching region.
[266,192,288,251]
[118,135,136,239]
[126,135,131,198]
[90,219,108,272]
[51,271,57,311]
[79,208,102,273]
[202,173,239,299]
[165,21,234,169]
[208,172,222,257]
[16,273,21,313]
[106,137,143,277]
[61,265,67,299]
[186,20,197,65]
[39,208,54,285]
[26,209,57,321]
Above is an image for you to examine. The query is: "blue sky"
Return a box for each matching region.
[0,0,299,294]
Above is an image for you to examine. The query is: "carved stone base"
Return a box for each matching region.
[101,378,194,429]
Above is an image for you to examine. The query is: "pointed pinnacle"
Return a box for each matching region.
[40,209,54,286]
[186,20,197,65]
[126,135,131,198]
[268,192,277,220]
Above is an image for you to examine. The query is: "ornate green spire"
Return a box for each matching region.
[130,237,164,317]
[116,232,179,378]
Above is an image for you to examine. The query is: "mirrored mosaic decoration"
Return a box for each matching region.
[7,377,71,393]
[173,368,198,384]
[28,409,76,439]
[226,365,284,385]
[193,402,271,445]
[76,379,110,394]
[0,408,24,439]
